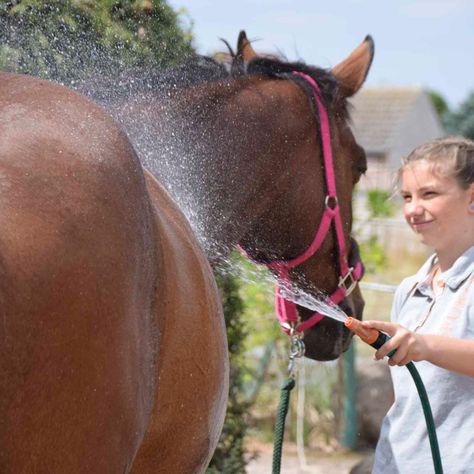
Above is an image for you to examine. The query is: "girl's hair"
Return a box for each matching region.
[399,136,474,189]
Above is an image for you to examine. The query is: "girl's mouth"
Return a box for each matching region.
[411,219,434,231]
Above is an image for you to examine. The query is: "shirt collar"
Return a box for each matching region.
[444,245,474,290]
[413,246,474,294]
[412,254,437,297]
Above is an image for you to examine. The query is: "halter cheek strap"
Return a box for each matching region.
[240,71,364,335]
[268,72,364,334]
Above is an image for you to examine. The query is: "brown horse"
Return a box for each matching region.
[0,73,227,472]
[100,31,374,360]
[0,31,373,472]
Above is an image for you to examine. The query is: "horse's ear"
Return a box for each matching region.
[237,30,257,62]
[332,35,374,98]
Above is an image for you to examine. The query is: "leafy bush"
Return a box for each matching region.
[0,0,194,84]
[208,268,251,474]
[359,235,387,274]
[366,189,395,218]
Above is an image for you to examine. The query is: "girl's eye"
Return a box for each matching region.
[401,194,411,202]
[423,191,437,198]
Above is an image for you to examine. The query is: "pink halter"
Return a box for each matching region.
[241,71,363,334]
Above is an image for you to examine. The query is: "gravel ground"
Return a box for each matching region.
[245,442,366,474]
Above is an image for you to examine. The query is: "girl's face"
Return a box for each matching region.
[400,160,474,253]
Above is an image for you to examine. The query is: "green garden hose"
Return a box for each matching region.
[345,317,443,474]
[405,361,443,474]
[272,319,444,474]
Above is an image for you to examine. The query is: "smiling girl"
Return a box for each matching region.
[363,136,474,473]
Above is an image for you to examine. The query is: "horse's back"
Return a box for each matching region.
[0,72,158,472]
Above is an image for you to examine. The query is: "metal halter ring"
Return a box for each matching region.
[289,334,305,359]
[287,326,306,376]
[325,195,339,210]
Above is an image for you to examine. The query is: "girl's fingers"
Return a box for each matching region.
[361,321,417,365]
[362,320,398,336]
[375,335,408,362]
[398,356,413,366]
[374,338,398,360]
[384,339,412,366]
[390,349,408,366]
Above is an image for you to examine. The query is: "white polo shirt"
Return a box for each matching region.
[373,246,474,474]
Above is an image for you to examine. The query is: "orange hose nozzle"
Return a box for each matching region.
[345,317,379,345]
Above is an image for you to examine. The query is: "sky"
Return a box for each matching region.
[168,0,474,109]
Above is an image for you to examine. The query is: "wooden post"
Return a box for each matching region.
[340,343,358,449]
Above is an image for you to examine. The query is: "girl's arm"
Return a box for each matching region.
[361,320,474,378]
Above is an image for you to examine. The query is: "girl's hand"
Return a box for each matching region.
[360,320,429,366]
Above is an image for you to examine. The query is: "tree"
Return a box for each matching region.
[443,91,474,140]
[429,90,449,119]
[0,0,194,85]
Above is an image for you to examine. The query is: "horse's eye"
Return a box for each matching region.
[357,160,367,175]
[354,145,367,175]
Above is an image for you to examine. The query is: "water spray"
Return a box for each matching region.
[344,316,443,474]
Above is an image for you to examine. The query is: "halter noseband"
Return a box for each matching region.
[241,71,363,335]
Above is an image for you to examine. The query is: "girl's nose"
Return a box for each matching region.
[404,199,423,217]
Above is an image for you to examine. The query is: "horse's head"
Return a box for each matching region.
[235,32,373,360]
[107,32,374,361]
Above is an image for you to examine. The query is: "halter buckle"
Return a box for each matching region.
[338,267,357,296]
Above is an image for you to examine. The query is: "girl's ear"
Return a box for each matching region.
[469,183,474,211]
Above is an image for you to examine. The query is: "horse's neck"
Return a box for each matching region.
[107,95,258,246]
[104,82,313,260]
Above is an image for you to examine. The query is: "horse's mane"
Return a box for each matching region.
[156,53,340,101]
[245,56,344,117]
[84,47,345,120]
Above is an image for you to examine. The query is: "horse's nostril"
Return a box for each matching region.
[338,300,352,317]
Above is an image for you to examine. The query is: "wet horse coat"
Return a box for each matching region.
[0,72,227,472]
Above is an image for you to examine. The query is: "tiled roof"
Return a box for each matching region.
[349,86,424,154]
